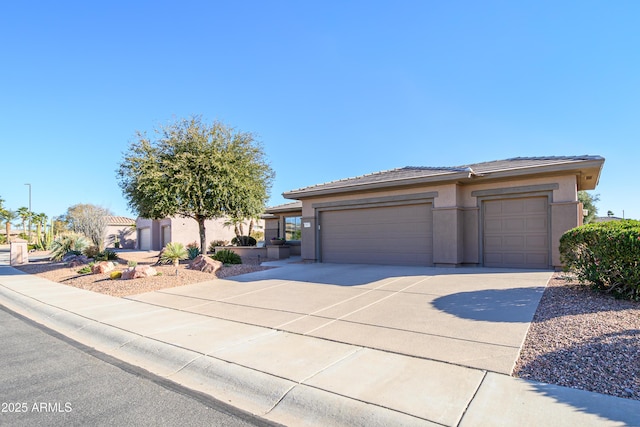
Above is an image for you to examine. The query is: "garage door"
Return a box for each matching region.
[483,197,549,269]
[139,227,151,250]
[320,203,433,266]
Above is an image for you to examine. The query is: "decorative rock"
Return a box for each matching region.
[189,255,222,274]
[65,254,90,267]
[121,265,158,280]
[91,261,115,274]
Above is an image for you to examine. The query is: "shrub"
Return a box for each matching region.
[95,249,119,261]
[160,242,188,266]
[560,219,640,300]
[49,233,90,261]
[186,241,201,260]
[77,265,92,274]
[211,249,242,265]
[127,260,137,268]
[208,240,227,253]
[110,271,122,280]
[84,245,101,259]
[232,235,256,246]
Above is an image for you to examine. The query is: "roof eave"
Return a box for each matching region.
[282,157,605,199]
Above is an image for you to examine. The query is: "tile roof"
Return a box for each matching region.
[284,155,604,198]
[106,216,136,225]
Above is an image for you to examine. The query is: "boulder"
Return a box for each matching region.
[65,254,90,267]
[91,261,115,274]
[121,265,158,280]
[189,255,222,274]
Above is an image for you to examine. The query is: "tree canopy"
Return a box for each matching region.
[117,117,275,251]
[62,204,113,250]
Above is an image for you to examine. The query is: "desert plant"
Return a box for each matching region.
[560,219,640,300]
[127,260,137,268]
[110,271,122,280]
[211,249,242,265]
[186,241,201,260]
[208,240,227,253]
[95,249,119,261]
[160,242,188,275]
[84,245,101,259]
[77,266,92,274]
[49,232,90,261]
[231,235,257,246]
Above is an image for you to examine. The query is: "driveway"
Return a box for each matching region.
[128,262,553,374]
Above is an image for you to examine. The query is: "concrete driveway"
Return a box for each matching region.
[128,262,553,374]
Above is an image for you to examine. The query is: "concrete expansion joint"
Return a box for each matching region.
[456,370,488,427]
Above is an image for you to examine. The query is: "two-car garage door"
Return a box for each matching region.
[320,203,433,266]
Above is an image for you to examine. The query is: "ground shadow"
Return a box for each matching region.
[431,287,546,322]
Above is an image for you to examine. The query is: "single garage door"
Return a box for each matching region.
[483,197,549,269]
[139,227,151,251]
[320,203,433,266]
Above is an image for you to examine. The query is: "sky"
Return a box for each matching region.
[1,1,639,221]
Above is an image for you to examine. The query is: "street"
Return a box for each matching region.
[0,305,278,427]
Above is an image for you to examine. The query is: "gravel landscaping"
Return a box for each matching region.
[11,252,640,401]
[514,273,640,401]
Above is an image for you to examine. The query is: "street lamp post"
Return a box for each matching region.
[24,183,31,242]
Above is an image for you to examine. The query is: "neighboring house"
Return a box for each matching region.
[104,216,136,249]
[265,156,605,270]
[136,216,264,251]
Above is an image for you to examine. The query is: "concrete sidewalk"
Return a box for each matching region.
[1,261,638,426]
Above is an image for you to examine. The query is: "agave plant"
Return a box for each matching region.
[49,232,90,261]
[160,242,188,275]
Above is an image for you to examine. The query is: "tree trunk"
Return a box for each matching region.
[5,222,10,243]
[197,215,207,254]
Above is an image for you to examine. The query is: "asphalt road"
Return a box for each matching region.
[0,305,279,427]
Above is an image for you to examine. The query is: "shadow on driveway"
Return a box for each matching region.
[431,287,546,322]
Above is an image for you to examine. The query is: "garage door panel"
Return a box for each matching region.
[321,203,433,266]
[483,197,549,269]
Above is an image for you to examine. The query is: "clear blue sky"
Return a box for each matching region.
[1,1,638,221]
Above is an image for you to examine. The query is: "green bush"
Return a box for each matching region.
[211,249,242,265]
[95,249,119,261]
[77,266,91,274]
[84,245,101,259]
[208,240,227,253]
[231,236,256,246]
[560,220,640,300]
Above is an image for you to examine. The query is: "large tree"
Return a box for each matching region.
[117,116,275,252]
[62,204,112,250]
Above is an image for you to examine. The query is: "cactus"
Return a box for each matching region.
[35,218,55,250]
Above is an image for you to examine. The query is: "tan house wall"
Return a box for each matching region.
[136,216,264,251]
[295,173,582,269]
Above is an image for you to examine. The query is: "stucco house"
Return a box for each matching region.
[136,216,264,251]
[104,216,136,249]
[264,156,605,269]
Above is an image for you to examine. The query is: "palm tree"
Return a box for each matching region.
[16,207,30,240]
[159,242,188,275]
[0,209,16,244]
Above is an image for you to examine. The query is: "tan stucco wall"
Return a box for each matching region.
[136,217,264,251]
[294,173,581,268]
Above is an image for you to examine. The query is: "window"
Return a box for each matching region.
[285,216,301,241]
